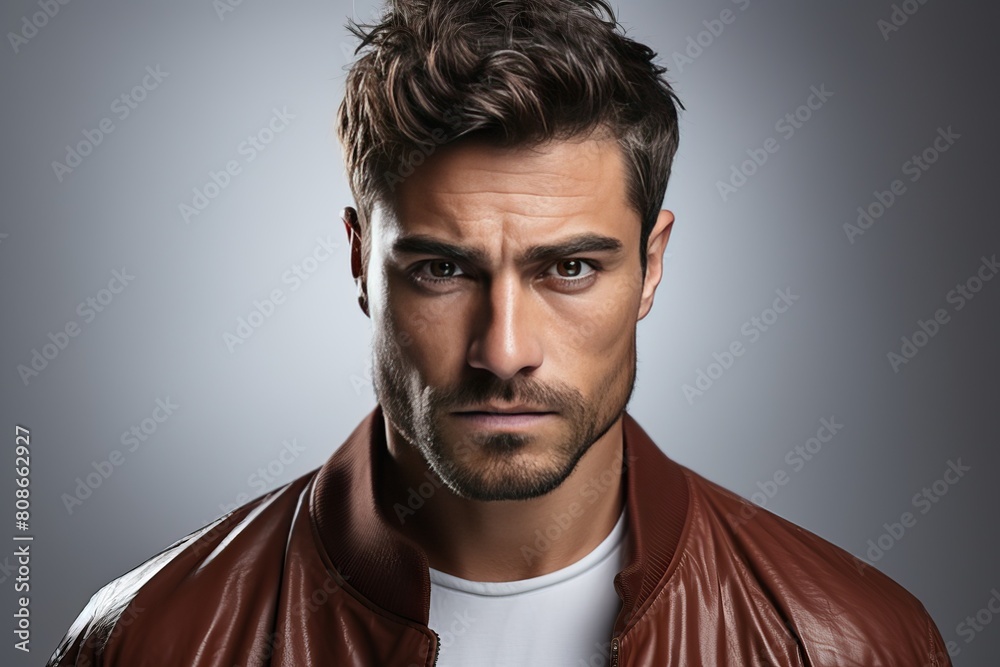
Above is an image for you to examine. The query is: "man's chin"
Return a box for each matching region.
[438,466,573,503]
[429,432,582,502]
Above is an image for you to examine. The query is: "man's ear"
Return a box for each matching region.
[637,209,674,321]
[342,206,369,317]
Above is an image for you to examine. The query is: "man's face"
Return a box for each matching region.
[361,134,666,502]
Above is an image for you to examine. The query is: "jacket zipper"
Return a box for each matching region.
[610,636,620,667]
[430,628,441,666]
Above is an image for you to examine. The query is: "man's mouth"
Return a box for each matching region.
[452,405,557,428]
[456,403,555,415]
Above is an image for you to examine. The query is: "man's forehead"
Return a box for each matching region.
[373,134,635,244]
[404,134,622,193]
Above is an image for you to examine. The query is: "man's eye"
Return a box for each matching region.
[547,259,596,279]
[420,260,465,280]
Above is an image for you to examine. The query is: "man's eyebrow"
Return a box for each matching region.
[519,234,623,263]
[391,233,624,266]
[391,236,488,265]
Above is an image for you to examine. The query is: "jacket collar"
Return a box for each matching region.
[309,404,689,629]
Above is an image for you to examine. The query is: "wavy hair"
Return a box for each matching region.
[337,0,683,273]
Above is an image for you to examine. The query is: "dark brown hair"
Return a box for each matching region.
[337,0,682,274]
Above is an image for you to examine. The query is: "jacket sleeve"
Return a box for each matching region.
[46,514,234,666]
[46,582,128,666]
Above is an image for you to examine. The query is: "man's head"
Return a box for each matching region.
[337,0,681,502]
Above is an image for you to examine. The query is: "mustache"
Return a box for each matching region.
[433,373,584,413]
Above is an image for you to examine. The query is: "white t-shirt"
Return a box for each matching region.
[428,509,627,667]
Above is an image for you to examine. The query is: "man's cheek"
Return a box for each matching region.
[555,305,630,357]
[385,303,433,352]
[406,328,464,379]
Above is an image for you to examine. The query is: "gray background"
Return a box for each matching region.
[1,0,997,664]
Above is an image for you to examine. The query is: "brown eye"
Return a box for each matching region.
[558,260,582,277]
[428,260,458,278]
[543,259,596,285]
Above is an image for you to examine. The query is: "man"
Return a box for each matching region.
[49,1,950,665]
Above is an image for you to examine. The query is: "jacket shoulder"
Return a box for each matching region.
[47,473,316,666]
[677,466,951,665]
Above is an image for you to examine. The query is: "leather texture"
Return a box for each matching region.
[48,405,952,666]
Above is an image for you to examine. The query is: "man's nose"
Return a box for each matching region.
[465,276,543,380]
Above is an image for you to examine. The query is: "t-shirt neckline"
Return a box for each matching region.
[428,507,628,598]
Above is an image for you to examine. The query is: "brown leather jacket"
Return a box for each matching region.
[49,407,951,666]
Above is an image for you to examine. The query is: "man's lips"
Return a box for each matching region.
[451,409,557,429]
[454,403,556,415]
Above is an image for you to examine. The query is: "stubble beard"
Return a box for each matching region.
[373,329,637,502]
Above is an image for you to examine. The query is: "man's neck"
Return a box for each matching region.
[380,417,626,582]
